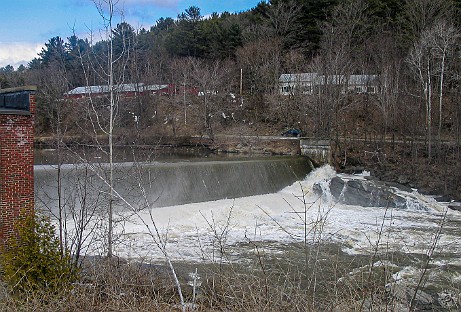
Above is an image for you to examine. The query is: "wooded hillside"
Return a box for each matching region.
[1,0,461,172]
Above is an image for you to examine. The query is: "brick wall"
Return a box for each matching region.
[0,86,36,243]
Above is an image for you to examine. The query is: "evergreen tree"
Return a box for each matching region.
[65,35,91,87]
[0,65,14,73]
[165,6,205,57]
[112,22,136,57]
[200,13,243,59]
[39,36,66,67]
[0,215,77,293]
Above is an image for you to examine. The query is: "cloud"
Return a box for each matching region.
[0,42,44,69]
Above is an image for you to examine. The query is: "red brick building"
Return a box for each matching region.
[0,86,36,243]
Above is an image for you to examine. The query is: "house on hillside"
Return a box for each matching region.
[279,73,378,96]
[346,75,378,94]
[65,83,145,99]
[279,73,319,96]
[64,83,199,99]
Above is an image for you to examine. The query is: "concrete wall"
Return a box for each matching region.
[0,86,36,243]
[300,138,331,166]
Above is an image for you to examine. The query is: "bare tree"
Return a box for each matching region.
[402,0,455,159]
[406,18,459,158]
[407,29,435,158]
[315,0,369,138]
[427,21,460,149]
[38,70,69,255]
[401,0,452,44]
[170,57,194,127]
[370,34,403,142]
[89,0,135,257]
[266,0,301,47]
[236,37,284,96]
[190,58,230,137]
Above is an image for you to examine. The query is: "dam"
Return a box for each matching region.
[34,155,314,214]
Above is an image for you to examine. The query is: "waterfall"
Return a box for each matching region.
[35,156,313,213]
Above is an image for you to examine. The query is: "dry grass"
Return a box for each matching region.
[0,252,421,312]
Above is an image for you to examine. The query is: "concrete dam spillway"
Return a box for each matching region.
[137,156,314,206]
[34,156,314,213]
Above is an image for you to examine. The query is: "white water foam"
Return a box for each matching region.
[59,165,461,264]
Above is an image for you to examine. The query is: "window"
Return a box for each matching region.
[281,86,293,94]
[302,86,313,95]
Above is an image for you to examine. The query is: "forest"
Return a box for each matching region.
[1,0,461,196]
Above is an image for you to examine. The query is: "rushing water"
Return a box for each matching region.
[33,151,461,308]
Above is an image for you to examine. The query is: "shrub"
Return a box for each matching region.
[0,214,77,294]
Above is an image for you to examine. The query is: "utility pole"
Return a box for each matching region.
[183,82,187,125]
[240,68,243,96]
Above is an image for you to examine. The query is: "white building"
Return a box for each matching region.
[279,73,378,96]
[279,73,319,96]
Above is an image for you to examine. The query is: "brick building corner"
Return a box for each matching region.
[0,86,37,243]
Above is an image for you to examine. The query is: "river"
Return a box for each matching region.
[33,148,461,309]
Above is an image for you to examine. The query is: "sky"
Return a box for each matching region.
[0,0,262,68]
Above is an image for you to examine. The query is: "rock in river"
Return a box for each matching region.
[314,176,412,209]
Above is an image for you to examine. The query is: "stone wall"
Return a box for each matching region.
[207,136,301,155]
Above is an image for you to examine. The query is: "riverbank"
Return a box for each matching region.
[335,139,461,204]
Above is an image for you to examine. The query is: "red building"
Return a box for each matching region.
[64,83,199,99]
